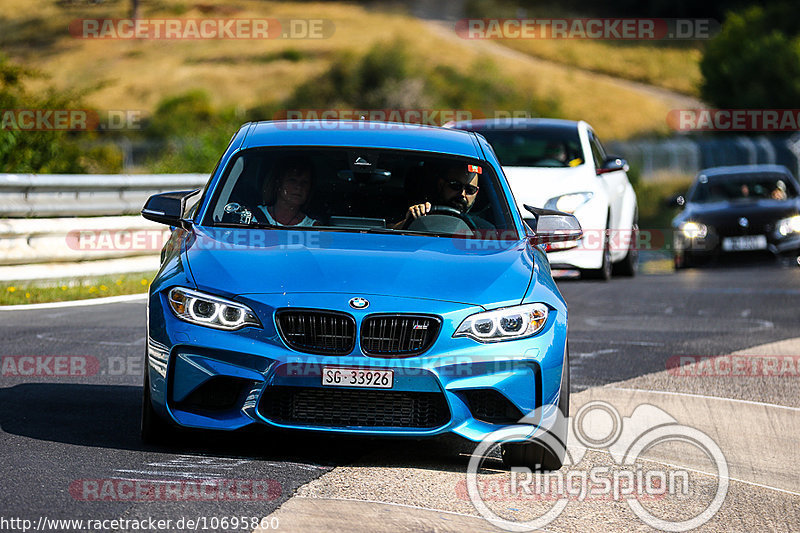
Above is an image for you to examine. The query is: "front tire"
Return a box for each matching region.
[502,346,570,471]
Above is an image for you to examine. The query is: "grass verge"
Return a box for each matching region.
[0,271,156,306]
[495,39,703,97]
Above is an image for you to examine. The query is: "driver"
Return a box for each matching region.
[394,164,494,230]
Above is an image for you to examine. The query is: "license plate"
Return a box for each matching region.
[722,235,767,251]
[322,367,393,389]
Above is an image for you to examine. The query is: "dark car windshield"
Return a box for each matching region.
[689,173,799,203]
[472,128,584,167]
[202,147,517,238]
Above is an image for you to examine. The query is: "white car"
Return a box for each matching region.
[448,118,638,280]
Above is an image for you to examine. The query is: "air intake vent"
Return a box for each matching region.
[259,386,450,428]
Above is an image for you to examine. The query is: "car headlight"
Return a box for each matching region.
[777,215,800,236]
[544,192,594,214]
[454,303,549,342]
[680,221,708,239]
[167,288,261,330]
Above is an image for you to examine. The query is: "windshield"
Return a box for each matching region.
[202,147,517,238]
[473,128,584,167]
[689,173,799,203]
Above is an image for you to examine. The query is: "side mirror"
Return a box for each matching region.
[597,156,629,175]
[666,194,686,208]
[141,189,200,229]
[524,205,583,247]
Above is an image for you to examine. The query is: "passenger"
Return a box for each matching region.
[257,157,319,226]
[771,180,788,200]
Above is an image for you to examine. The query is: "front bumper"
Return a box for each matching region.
[146,292,568,443]
[673,227,800,258]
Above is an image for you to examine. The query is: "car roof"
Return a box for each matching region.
[240,120,482,158]
[446,118,583,134]
[699,164,794,179]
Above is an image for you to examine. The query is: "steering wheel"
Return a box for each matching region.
[402,204,477,230]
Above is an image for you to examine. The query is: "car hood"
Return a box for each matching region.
[502,165,594,210]
[183,227,535,307]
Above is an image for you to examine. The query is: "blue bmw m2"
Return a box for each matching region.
[141,120,581,470]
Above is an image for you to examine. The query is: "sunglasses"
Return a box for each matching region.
[446,180,479,195]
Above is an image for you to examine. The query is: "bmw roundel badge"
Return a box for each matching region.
[349,297,369,309]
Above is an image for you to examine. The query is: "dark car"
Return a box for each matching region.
[672,164,800,268]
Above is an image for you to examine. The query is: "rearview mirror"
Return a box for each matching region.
[666,194,686,208]
[597,156,629,175]
[524,205,583,247]
[141,189,200,229]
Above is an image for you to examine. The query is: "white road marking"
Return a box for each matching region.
[35,332,145,347]
[146,457,251,469]
[568,443,800,497]
[572,348,617,359]
[0,293,146,311]
[112,469,226,479]
[571,339,663,346]
[288,496,555,526]
[605,386,800,412]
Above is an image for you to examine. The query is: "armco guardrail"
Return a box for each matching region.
[0,173,208,217]
[0,216,168,266]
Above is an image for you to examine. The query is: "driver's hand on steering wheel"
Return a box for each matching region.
[406,202,432,221]
[391,202,431,230]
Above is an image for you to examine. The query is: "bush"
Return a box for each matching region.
[701,5,800,108]
[144,90,244,173]
[0,55,86,173]
[286,39,561,120]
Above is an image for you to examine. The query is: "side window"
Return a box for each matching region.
[588,132,606,168]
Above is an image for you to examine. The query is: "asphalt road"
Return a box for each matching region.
[1,258,798,531]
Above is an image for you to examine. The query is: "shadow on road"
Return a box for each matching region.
[0,383,476,470]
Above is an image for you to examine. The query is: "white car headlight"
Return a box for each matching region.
[777,215,800,236]
[168,288,261,330]
[454,303,549,342]
[680,221,708,239]
[544,192,594,214]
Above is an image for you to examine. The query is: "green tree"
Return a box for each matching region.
[0,55,86,173]
[701,5,800,108]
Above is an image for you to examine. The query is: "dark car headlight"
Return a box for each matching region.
[167,287,261,330]
[454,303,548,342]
[777,215,800,237]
